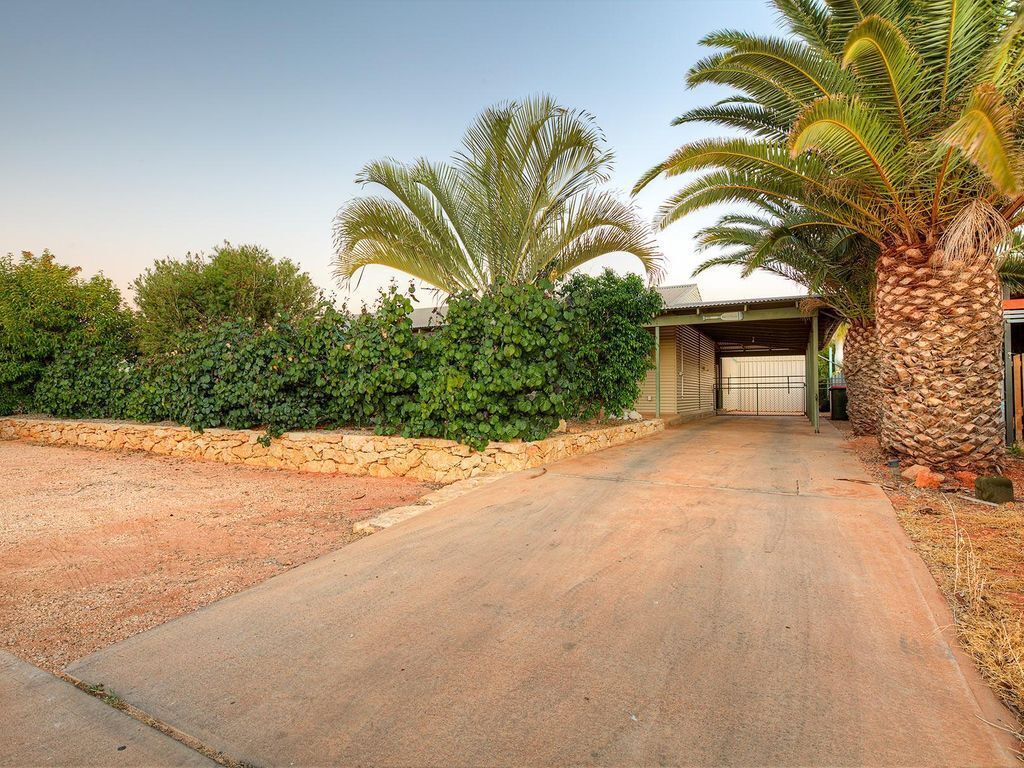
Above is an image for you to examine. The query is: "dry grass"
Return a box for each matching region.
[839,424,1024,722]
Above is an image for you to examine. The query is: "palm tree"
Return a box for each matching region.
[999,230,1024,293]
[698,209,1024,438]
[333,96,663,295]
[696,206,880,435]
[636,0,1024,470]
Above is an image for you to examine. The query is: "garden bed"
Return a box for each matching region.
[0,415,663,484]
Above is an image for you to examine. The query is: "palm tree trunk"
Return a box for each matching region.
[842,319,880,436]
[874,248,1004,471]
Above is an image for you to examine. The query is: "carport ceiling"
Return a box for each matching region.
[697,318,816,356]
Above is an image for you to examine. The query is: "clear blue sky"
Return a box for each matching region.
[1,0,800,305]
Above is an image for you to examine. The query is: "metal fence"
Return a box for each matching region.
[716,375,807,415]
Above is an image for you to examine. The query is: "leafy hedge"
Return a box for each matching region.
[560,271,665,419]
[404,282,574,446]
[0,251,136,416]
[5,258,662,449]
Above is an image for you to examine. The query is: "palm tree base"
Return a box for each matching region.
[875,250,1004,471]
[843,320,880,436]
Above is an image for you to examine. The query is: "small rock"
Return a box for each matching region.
[554,419,568,433]
[625,410,643,422]
[901,464,929,482]
[914,469,945,489]
[976,475,1014,504]
[953,470,979,487]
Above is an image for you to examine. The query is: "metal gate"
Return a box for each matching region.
[716,375,807,415]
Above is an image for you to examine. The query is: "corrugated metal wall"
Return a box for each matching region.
[719,355,805,413]
[678,326,698,413]
[636,326,715,418]
[677,326,716,415]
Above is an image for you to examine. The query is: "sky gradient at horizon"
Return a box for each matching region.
[1,0,802,306]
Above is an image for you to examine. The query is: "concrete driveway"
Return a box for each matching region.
[67,417,1017,766]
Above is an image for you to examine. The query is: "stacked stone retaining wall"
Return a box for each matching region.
[0,417,664,484]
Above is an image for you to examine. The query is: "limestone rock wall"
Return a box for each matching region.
[0,417,664,484]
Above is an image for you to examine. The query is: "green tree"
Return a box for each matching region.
[636,0,1024,470]
[0,250,135,414]
[333,95,664,294]
[132,242,321,354]
[997,230,1024,293]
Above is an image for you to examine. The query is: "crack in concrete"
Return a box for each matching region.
[545,470,879,503]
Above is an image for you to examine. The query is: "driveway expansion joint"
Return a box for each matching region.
[545,469,878,502]
[60,669,252,768]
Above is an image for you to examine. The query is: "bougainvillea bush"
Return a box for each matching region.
[5,253,662,448]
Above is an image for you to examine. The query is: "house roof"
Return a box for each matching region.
[658,294,813,313]
[656,283,702,308]
[410,282,705,329]
[410,305,448,329]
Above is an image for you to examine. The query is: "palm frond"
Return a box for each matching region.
[334,96,662,294]
[937,83,1023,196]
[999,230,1024,291]
[695,206,877,320]
[772,0,836,56]
[914,0,1009,107]
[842,15,926,139]
[789,95,910,232]
[671,103,788,139]
[983,11,1024,91]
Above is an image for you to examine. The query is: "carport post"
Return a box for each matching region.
[811,312,819,433]
[805,335,812,420]
[654,326,661,418]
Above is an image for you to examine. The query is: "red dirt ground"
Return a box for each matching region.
[0,441,433,673]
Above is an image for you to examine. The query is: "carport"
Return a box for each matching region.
[645,295,841,433]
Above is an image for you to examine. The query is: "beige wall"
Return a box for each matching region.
[636,326,716,418]
[637,328,679,415]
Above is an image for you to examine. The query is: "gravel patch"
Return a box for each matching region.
[1,440,432,672]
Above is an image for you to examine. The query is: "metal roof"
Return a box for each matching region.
[655,284,702,308]
[658,294,813,312]
[696,318,826,356]
[410,305,448,329]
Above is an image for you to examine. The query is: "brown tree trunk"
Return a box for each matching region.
[842,319,880,436]
[874,249,1004,471]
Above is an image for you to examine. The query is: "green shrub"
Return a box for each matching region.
[561,270,663,418]
[18,268,661,449]
[321,287,420,431]
[33,344,137,419]
[130,313,339,437]
[0,251,135,415]
[404,282,574,449]
[132,242,321,355]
